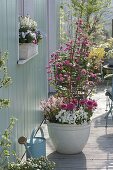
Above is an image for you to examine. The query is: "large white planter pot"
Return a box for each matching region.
[19,43,38,60]
[47,122,90,154]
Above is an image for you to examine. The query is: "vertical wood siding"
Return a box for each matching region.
[0,0,48,156]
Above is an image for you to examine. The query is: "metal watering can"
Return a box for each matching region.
[18,127,46,159]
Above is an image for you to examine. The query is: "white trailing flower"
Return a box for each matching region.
[55,107,89,124]
[19,15,37,30]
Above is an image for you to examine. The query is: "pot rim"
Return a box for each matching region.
[47,121,91,129]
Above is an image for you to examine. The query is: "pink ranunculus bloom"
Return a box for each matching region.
[92,100,97,107]
[86,99,93,105]
[79,99,86,105]
[66,102,75,111]
[60,103,67,110]
[85,99,97,110]
[71,99,78,105]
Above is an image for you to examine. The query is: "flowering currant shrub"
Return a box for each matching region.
[42,19,102,125]
[47,19,101,98]
[19,15,43,44]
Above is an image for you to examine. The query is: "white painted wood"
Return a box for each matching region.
[18,0,34,18]
[24,0,34,18]
[48,0,57,55]
[0,0,48,158]
[18,0,23,16]
[47,0,58,93]
[19,43,38,60]
[17,52,38,64]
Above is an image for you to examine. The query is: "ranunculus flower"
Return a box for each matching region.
[79,99,86,105]
[71,99,78,105]
[66,102,75,111]
[92,100,97,107]
[60,103,67,110]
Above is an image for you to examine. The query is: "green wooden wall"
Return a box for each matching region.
[0,0,48,156]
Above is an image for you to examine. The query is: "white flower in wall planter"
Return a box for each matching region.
[19,15,43,60]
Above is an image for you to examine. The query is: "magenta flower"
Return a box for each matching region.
[60,103,67,110]
[79,99,86,105]
[71,99,78,105]
[92,100,97,107]
[66,102,75,111]
[85,99,97,110]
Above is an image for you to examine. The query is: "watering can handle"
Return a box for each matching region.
[30,126,44,144]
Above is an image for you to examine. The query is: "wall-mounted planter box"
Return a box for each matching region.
[19,43,38,60]
[17,43,38,64]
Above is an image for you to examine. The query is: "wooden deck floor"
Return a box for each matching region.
[43,86,113,170]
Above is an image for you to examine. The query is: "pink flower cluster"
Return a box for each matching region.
[41,96,97,113]
[46,18,100,99]
[41,96,63,113]
[41,96,97,123]
[60,98,97,112]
